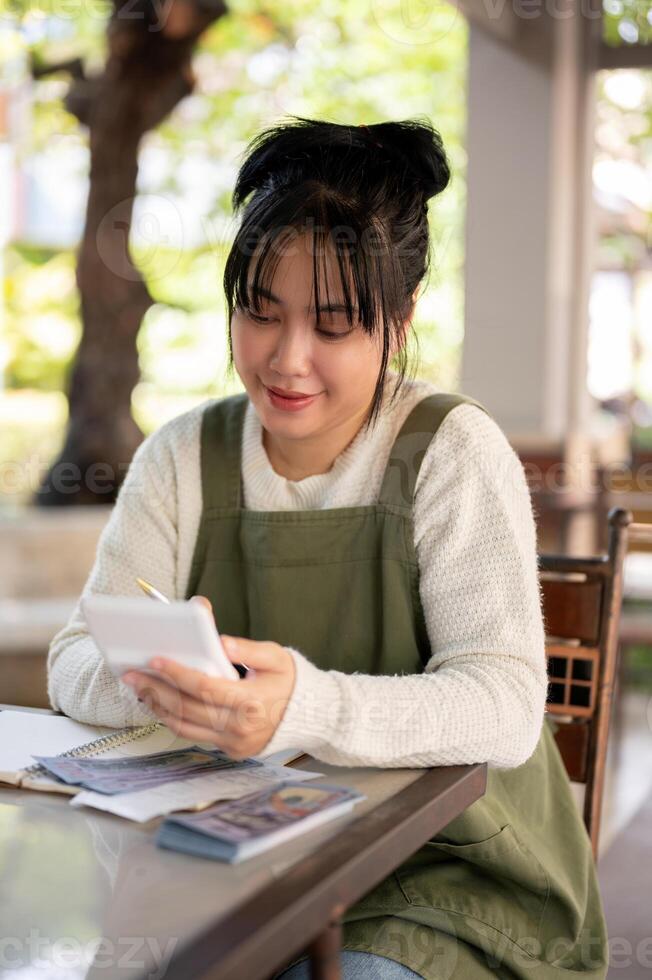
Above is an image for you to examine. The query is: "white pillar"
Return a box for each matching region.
[460,12,601,451]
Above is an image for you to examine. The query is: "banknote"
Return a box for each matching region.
[32,746,261,795]
[156,781,366,863]
[70,764,323,822]
[175,781,361,839]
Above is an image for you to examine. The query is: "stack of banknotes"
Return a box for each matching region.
[155,780,366,863]
[32,746,263,795]
[31,746,366,853]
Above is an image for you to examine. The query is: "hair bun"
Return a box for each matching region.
[366,118,451,201]
[232,115,450,210]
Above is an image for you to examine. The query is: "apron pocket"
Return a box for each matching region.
[395,823,550,954]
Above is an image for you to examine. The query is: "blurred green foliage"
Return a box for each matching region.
[603,0,652,46]
[4,245,80,390]
[0,0,471,502]
[1,1,650,506]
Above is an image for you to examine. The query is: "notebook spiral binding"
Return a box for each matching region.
[22,722,164,777]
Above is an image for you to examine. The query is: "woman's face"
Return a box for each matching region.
[231,233,402,446]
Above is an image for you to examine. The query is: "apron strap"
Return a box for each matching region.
[378,392,489,509]
[199,392,249,510]
[200,389,489,511]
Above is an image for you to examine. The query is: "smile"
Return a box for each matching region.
[264,385,322,412]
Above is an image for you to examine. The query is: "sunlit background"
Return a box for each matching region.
[1,0,471,505]
[1,4,649,504]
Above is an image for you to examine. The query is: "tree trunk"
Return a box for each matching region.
[34,0,226,506]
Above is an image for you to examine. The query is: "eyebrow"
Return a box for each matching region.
[249,285,357,314]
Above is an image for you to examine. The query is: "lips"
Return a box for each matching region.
[264,385,322,412]
[267,385,316,399]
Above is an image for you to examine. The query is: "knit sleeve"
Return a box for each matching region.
[46,413,200,729]
[259,404,548,768]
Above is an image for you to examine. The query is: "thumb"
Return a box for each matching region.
[191,595,213,615]
[220,635,284,672]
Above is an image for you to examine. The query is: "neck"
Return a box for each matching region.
[262,404,372,481]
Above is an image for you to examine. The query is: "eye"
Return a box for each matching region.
[316,328,353,341]
[315,311,356,340]
[243,308,276,324]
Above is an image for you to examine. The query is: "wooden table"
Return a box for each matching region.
[0,704,486,980]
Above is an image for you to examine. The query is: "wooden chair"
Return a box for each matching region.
[540,506,632,858]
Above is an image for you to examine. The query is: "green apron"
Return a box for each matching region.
[185,392,608,980]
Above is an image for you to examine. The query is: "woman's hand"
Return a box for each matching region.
[121,597,296,760]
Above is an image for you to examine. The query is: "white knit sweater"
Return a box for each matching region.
[47,372,548,769]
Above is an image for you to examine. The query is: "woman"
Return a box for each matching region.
[48,117,608,979]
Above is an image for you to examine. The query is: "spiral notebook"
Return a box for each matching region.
[0,710,305,796]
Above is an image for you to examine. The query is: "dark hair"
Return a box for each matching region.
[223,115,451,428]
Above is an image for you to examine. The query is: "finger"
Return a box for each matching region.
[145,691,238,737]
[147,657,242,702]
[132,676,239,734]
[191,595,213,614]
[123,673,187,717]
[156,710,238,754]
[221,637,286,673]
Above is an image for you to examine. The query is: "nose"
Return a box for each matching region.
[269,323,312,377]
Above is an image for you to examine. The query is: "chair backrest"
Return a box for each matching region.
[539,506,632,858]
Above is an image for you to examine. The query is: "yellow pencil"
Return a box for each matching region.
[136,577,170,604]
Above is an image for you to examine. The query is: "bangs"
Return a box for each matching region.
[224,184,403,339]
